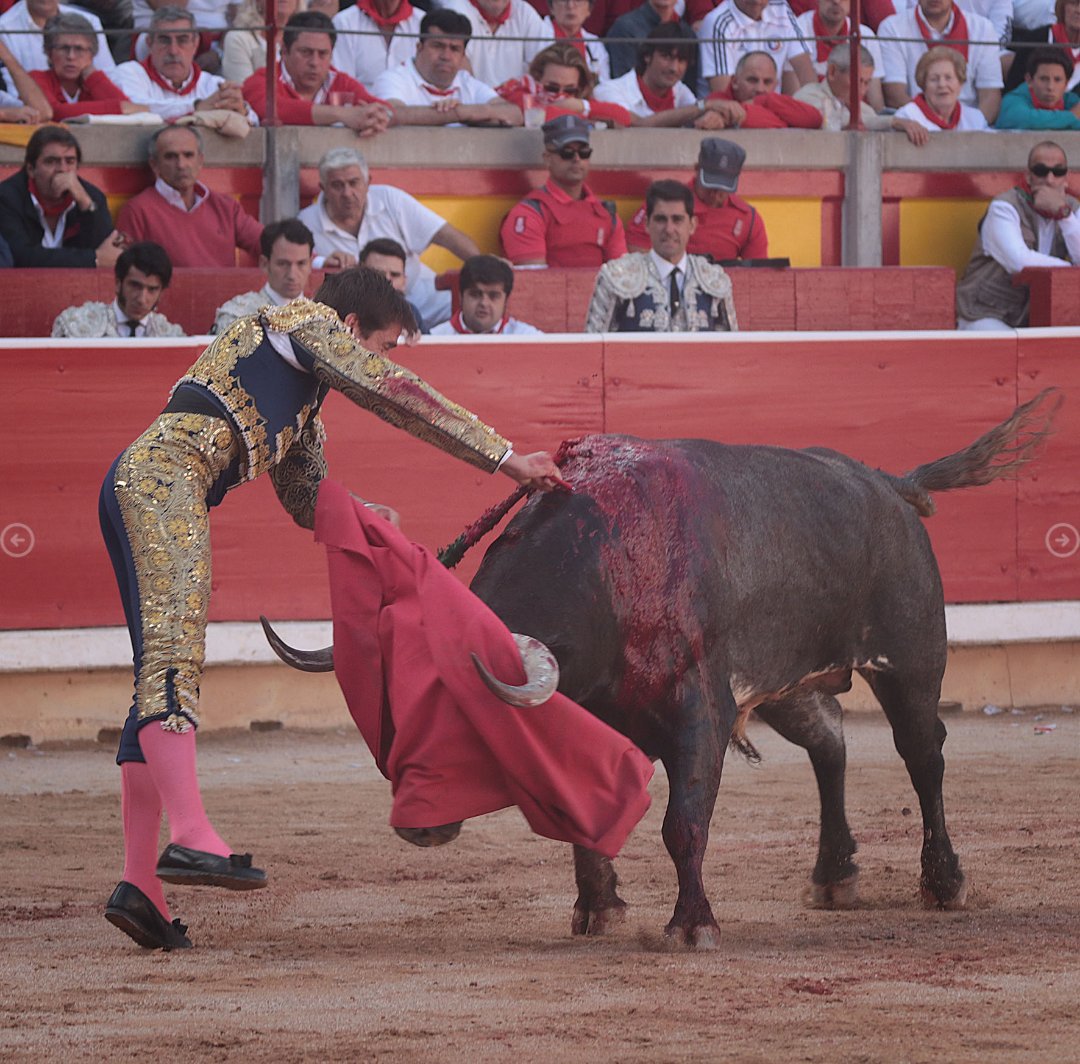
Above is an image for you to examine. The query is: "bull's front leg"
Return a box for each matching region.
[571,845,626,935]
[659,675,733,950]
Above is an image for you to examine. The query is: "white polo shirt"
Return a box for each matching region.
[592,69,696,116]
[893,99,993,129]
[439,0,545,88]
[371,58,499,106]
[697,0,811,82]
[793,11,883,79]
[332,4,424,88]
[524,20,611,83]
[0,0,115,72]
[877,5,1003,105]
[111,59,231,119]
[888,0,1012,47]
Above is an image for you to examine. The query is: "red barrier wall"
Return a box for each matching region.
[1,332,1076,632]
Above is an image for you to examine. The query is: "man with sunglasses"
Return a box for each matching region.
[500,114,627,267]
[956,141,1080,329]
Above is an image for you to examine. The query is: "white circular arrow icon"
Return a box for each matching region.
[1045,522,1080,559]
[1,523,36,559]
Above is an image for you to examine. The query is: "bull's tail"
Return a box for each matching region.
[885,388,1062,517]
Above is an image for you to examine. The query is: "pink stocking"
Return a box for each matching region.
[120,761,170,918]
[138,724,232,858]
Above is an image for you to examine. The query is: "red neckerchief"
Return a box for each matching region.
[637,74,675,112]
[495,75,530,106]
[141,56,201,96]
[358,0,414,28]
[27,175,74,217]
[1027,83,1065,110]
[914,4,969,61]
[552,20,588,59]
[450,310,508,334]
[1018,176,1073,219]
[469,0,512,29]
[812,12,849,63]
[1050,22,1080,63]
[913,92,961,128]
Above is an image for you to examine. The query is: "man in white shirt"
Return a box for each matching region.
[0,0,114,74]
[371,8,520,125]
[877,0,1003,122]
[111,6,252,121]
[795,0,885,110]
[332,0,424,87]
[526,0,610,84]
[52,241,184,338]
[698,0,815,95]
[297,145,480,327]
[440,0,545,87]
[955,141,1080,328]
[430,254,542,335]
[212,219,315,333]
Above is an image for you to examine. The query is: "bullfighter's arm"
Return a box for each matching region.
[269,413,328,529]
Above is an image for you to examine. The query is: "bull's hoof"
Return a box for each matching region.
[571,900,627,936]
[920,873,969,911]
[662,922,722,951]
[394,822,462,848]
[804,872,860,910]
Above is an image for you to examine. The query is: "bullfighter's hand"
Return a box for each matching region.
[350,493,400,527]
[501,451,567,493]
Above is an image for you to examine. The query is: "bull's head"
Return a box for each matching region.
[259,617,560,707]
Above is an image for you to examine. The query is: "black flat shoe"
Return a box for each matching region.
[104,881,192,951]
[156,844,268,890]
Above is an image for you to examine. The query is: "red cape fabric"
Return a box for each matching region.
[315,480,654,858]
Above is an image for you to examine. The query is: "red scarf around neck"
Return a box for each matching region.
[27,175,74,217]
[1027,83,1065,110]
[637,74,675,112]
[358,0,414,29]
[141,56,201,96]
[469,0,512,29]
[450,310,508,334]
[552,20,588,59]
[1050,22,1080,62]
[812,12,849,63]
[913,92,960,128]
[914,4,969,61]
[1018,176,1073,219]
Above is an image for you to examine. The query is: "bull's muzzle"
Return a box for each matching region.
[259,617,560,707]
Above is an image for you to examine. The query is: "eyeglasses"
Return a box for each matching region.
[541,81,580,96]
[51,43,93,54]
[152,32,197,47]
[555,145,592,160]
[1030,163,1068,177]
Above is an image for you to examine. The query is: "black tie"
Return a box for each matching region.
[669,268,681,315]
[123,320,139,337]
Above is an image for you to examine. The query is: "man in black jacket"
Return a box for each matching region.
[0,125,123,267]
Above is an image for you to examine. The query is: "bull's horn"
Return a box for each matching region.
[259,616,335,673]
[471,634,559,707]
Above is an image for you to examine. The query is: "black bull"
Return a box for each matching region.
[266,391,1059,948]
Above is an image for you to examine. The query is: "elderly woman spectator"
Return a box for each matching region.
[526,0,610,84]
[221,0,303,83]
[893,46,991,131]
[28,13,146,118]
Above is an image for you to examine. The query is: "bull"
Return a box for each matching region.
[264,390,1059,948]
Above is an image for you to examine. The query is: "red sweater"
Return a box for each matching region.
[30,68,130,118]
[708,86,823,130]
[116,184,263,268]
[242,68,383,124]
[496,76,635,127]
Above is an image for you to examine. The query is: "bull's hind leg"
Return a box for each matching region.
[754,691,859,909]
[864,670,967,909]
[571,845,626,935]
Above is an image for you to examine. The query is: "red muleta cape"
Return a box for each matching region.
[315,480,654,858]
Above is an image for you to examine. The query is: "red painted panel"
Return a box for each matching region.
[882,172,1019,199]
[794,267,954,330]
[1017,334,1080,601]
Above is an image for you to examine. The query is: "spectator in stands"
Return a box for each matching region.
[116,126,264,267]
[212,218,314,332]
[795,42,931,141]
[112,7,253,122]
[878,0,1003,123]
[586,178,738,332]
[625,137,768,260]
[704,49,823,127]
[372,9,520,126]
[359,236,427,333]
[331,0,421,87]
[0,0,115,75]
[496,41,634,125]
[996,45,1080,127]
[796,0,885,111]
[956,140,1080,328]
[594,23,739,126]
[605,0,695,84]
[526,0,611,84]
[438,0,545,87]
[0,33,53,120]
[1020,0,1080,92]
[223,0,302,83]
[431,254,542,335]
[242,10,391,133]
[893,46,992,129]
[0,125,123,268]
[52,241,184,337]
[30,12,147,117]
[298,145,479,326]
[698,0,816,95]
[501,114,626,267]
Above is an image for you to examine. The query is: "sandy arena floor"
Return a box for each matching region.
[0,710,1077,1063]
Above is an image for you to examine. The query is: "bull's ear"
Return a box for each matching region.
[260,616,335,672]
[472,634,559,707]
